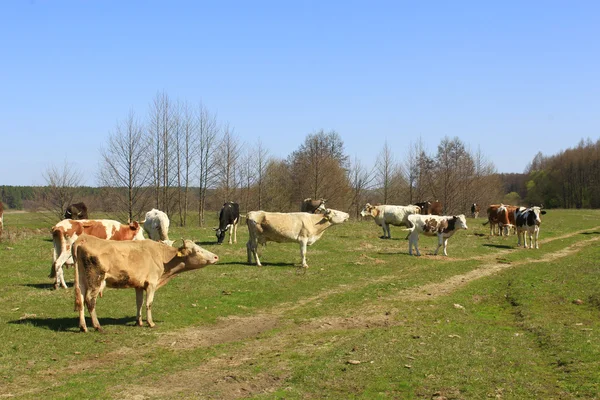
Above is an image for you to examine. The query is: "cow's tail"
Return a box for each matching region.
[482,220,489,226]
[72,239,83,312]
[49,229,63,278]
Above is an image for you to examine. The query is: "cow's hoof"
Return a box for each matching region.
[79,326,88,333]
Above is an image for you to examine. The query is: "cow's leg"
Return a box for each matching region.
[534,228,540,249]
[442,238,449,256]
[52,250,72,289]
[232,222,238,244]
[85,291,102,332]
[528,230,533,249]
[380,222,388,238]
[145,285,157,328]
[135,288,144,327]
[246,239,262,266]
[409,231,421,256]
[300,239,309,269]
[75,272,88,333]
[433,234,443,255]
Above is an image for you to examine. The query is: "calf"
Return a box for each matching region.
[73,234,218,332]
[50,219,145,289]
[64,202,88,220]
[360,203,421,239]
[516,206,546,249]
[143,209,174,246]
[301,198,327,213]
[407,214,468,256]
[246,208,349,269]
[471,203,480,218]
[215,202,240,244]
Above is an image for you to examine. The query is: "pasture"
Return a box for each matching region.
[1,209,599,399]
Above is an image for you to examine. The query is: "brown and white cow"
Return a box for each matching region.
[407,214,468,256]
[516,206,547,249]
[50,219,145,289]
[471,203,480,218]
[143,209,174,246]
[483,204,513,236]
[301,198,327,213]
[246,208,349,269]
[72,234,218,332]
[360,203,421,239]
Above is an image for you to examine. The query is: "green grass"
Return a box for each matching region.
[1,209,599,399]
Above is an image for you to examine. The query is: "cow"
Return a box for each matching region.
[301,198,327,214]
[214,202,240,245]
[246,208,349,269]
[516,206,547,249]
[483,204,513,236]
[64,202,88,220]
[50,219,145,290]
[360,203,421,239]
[415,201,443,216]
[407,214,469,256]
[0,201,3,237]
[143,209,174,246]
[505,205,520,235]
[471,203,480,218]
[72,234,218,332]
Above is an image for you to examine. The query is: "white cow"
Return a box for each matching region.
[407,214,468,256]
[143,209,174,246]
[360,203,421,239]
[246,209,349,269]
[516,206,546,249]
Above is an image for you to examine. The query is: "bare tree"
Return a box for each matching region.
[99,110,152,221]
[196,102,219,226]
[348,155,375,218]
[38,161,84,222]
[375,141,396,204]
[255,138,270,210]
[215,125,241,202]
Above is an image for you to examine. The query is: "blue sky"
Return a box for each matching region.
[2,1,599,186]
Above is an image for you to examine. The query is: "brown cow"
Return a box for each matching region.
[482,204,513,236]
[300,198,327,213]
[73,234,218,332]
[64,202,88,220]
[50,219,145,289]
[415,201,443,215]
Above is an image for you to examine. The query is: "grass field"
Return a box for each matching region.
[1,209,599,399]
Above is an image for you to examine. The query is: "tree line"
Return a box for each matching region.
[4,92,598,224]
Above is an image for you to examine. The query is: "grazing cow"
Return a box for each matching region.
[471,203,480,218]
[64,202,88,220]
[407,214,469,256]
[483,204,513,236]
[72,234,218,332]
[215,202,240,245]
[246,208,349,269]
[301,198,327,213]
[516,206,547,249]
[50,219,145,289]
[360,203,421,239]
[143,209,174,246]
[0,202,3,237]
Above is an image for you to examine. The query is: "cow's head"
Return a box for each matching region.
[176,240,219,268]
[454,215,469,230]
[360,203,376,218]
[323,209,350,224]
[314,202,327,214]
[130,221,146,240]
[530,206,546,225]
[213,226,230,245]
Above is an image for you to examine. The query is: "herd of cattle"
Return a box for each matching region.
[4,198,545,332]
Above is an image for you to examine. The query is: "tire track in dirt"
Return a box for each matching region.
[11,227,600,399]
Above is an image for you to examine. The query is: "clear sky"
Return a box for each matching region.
[2,1,599,186]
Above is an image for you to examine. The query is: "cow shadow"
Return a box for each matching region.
[42,238,53,242]
[226,261,296,268]
[195,241,218,246]
[580,231,600,235]
[9,316,138,332]
[23,283,56,290]
[483,244,513,249]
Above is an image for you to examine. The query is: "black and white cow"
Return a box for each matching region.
[407,214,468,256]
[215,202,240,245]
[515,206,546,249]
[301,198,327,213]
